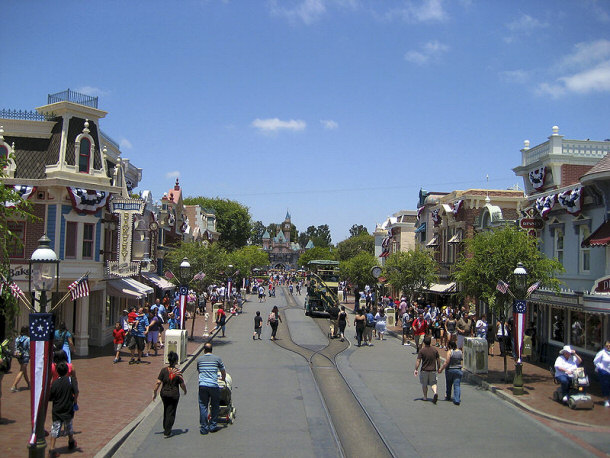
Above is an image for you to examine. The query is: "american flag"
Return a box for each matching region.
[193,271,206,281]
[68,275,90,300]
[496,279,510,294]
[7,281,23,298]
[526,281,541,297]
[28,313,55,446]
[513,300,527,363]
[164,270,175,280]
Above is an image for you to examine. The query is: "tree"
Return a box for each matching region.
[349,224,369,238]
[298,231,310,248]
[183,197,252,252]
[228,246,270,285]
[336,232,374,261]
[340,252,378,290]
[250,220,266,245]
[298,246,336,267]
[383,249,438,301]
[452,225,564,380]
[164,241,228,290]
[305,224,332,248]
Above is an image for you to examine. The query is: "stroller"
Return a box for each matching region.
[210,372,236,424]
[551,366,594,410]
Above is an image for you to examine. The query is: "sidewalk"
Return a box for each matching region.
[341,295,609,427]
[0,306,223,458]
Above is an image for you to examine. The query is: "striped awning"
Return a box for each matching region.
[426,236,439,247]
[107,278,153,299]
[582,221,610,247]
[141,272,176,291]
[426,282,456,294]
[415,222,426,233]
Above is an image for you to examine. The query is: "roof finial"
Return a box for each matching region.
[83,119,90,134]
[0,126,4,140]
[174,178,180,190]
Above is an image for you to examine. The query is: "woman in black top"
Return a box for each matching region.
[354,308,366,347]
[153,351,187,438]
[337,306,349,342]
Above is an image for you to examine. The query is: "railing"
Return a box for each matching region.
[0,108,52,121]
[562,140,610,159]
[48,89,98,108]
[100,130,120,150]
[523,141,550,165]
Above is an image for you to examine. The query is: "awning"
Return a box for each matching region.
[426,236,439,247]
[582,221,610,247]
[141,272,176,291]
[448,232,462,244]
[415,222,426,233]
[107,278,154,299]
[426,282,456,294]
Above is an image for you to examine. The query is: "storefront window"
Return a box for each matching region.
[570,311,585,348]
[550,307,565,342]
[585,313,603,351]
[105,295,119,327]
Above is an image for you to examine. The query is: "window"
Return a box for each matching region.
[79,138,91,173]
[7,221,25,258]
[579,225,591,273]
[82,223,94,259]
[65,221,78,258]
[570,311,603,351]
[554,229,564,265]
[570,311,585,348]
[550,307,565,342]
[0,145,7,166]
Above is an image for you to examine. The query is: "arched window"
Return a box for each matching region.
[79,138,91,173]
[0,145,7,166]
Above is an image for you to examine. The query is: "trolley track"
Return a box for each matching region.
[273,287,413,458]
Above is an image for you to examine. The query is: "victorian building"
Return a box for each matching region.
[374,210,418,262]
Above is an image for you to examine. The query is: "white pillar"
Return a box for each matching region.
[73,295,90,356]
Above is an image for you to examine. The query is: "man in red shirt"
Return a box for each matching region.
[412,312,428,352]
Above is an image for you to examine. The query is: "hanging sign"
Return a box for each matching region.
[107,197,145,277]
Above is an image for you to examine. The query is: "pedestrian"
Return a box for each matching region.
[128,307,148,364]
[456,312,473,350]
[475,314,488,340]
[267,305,282,340]
[167,312,178,330]
[112,322,125,363]
[496,319,509,356]
[593,340,610,407]
[375,307,387,340]
[364,307,375,346]
[153,351,187,438]
[414,335,440,403]
[197,342,226,434]
[337,306,348,342]
[354,308,366,347]
[215,305,227,337]
[554,345,583,404]
[258,285,265,302]
[439,340,463,405]
[54,322,75,363]
[412,312,428,353]
[401,309,411,346]
[253,311,263,340]
[10,326,30,392]
[146,310,161,356]
[486,318,496,356]
[48,362,77,457]
[444,313,457,349]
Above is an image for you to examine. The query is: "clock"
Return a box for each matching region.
[371,266,382,279]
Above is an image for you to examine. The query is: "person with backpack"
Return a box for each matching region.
[364,307,376,347]
[10,326,30,392]
[267,306,282,340]
[54,322,75,363]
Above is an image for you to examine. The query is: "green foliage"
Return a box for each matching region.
[250,220,266,245]
[452,225,564,318]
[349,224,369,237]
[298,246,336,266]
[164,241,228,290]
[384,249,439,300]
[340,251,378,289]
[336,232,374,261]
[228,246,269,282]
[305,224,332,248]
[183,196,252,252]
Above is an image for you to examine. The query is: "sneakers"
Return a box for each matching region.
[68,439,77,450]
[562,396,568,403]
[129,359,136,365]
[10,387,17,392]
[113,359,118,364]
[164,432,173,438]
[403,343,409,346]
[200,428,208,435]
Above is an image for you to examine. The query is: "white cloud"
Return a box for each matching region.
[499,69,529,84]
[385,0,448,23]
[119,138,133,149]
[504,13,549,43]
[75,86,109,97]
[321,119,338,130]
[537,40,610,97]
[268,0,327,25]
[404,40,449,65]
[166,171,180,179]
[252,118,307,132]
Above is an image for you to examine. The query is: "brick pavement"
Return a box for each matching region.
[0,308,218,458]
[341,295,610,427]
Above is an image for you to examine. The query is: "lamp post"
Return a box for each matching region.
[28,234,60,458]
[512,262,527,396]
[178,257,191,331]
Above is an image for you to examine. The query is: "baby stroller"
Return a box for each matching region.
[210,372,236,424]
[551,366,594,410]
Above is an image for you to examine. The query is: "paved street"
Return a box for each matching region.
[114,288,602,458]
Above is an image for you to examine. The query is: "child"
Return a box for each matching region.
[113,322,125,363]
[167,312,178,330]
[253,311,262,340]
[48,362,77,457]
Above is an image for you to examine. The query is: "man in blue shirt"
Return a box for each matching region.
[197,342,226,434]
[128,307,149,364]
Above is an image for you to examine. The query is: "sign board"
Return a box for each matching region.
[593,276,610,293]
[519,218,544,230]
[106,261,141,278]
[108,197,145,272]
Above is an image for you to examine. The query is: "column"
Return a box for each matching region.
[73,294,90,356]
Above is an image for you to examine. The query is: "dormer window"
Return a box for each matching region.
[79,137,91,173]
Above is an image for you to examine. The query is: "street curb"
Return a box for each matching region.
[384,329,597,428]
[94,313,236,458]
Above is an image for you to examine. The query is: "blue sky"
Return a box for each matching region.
[2,0,610,242]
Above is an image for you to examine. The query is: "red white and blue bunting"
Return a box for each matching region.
[431,209,441,226]
[529,167,546,190]
[452,200,463,216]
[3,185,36,207]
[557,187,582,215]
[534,194,555,219]
[67,187,110,215]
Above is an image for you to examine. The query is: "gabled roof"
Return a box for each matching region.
[262,230,270,239]
[305,239,314,249]
[581,153,610,182]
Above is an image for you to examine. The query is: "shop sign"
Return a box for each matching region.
[8,264,30,280]
[529,291,581,306]
[519,217,544,230]
[593,276,610,293]
[106,261,141,278]
[109,197,145,269]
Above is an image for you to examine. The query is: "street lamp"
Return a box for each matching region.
[178,257,191,330]
[512,262,527,396]
[27,234,60,458]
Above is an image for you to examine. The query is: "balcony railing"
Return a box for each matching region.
[0,108,52,121]
[48,89,98,108]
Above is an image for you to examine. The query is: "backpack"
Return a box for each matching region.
[54,331,66,352]
[366,313,376,327]
[0,339,12,373]
[268,312,277,324]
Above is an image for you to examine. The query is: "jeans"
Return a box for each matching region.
[199,385,220,431]
[445,368,462,403]
[555,373,572,398]
[598,369,610,398]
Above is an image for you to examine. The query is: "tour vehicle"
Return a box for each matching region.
[304,260,340,316]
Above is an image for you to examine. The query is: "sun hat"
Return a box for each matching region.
[560,345,574,354]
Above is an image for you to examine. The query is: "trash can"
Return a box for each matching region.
[385,308,396,326]
[165,329,188,364]
[463,337,488,374]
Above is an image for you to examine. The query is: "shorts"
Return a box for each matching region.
[419,370,437,386]
[147,330,159,343]
[402,327,410,336]
[114,343,123,352]
[363,327,373,341]
[51,418,74,438]
[17,355,30,365]
[255,327,262,337]
[128,336,145,351]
